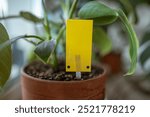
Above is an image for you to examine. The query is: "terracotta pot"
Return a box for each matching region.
[101,52,122,74]
[21,65,107,100]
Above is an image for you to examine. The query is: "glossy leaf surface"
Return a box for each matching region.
[93,27,112,56]
[20,11,42,23]
[0,23,12,88]
[78,1,118,25]
[34,40,55,63]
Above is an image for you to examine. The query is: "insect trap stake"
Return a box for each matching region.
[66,19,93,79]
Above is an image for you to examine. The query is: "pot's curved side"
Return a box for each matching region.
[21,67,107,100]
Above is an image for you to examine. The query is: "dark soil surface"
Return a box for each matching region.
[24,61,103,81]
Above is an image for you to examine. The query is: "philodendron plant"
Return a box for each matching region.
[78,1,139,76]
[0,0,138,89]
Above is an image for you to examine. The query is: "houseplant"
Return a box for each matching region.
[0,0,138,99]
[84,0,139,75]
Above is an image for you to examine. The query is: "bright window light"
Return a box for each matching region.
[0,0,8,16]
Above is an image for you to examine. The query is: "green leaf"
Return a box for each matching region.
[140,45,150,67]
[78,1,118,25]
[93,27,112,56]
[20,11,42,23]
[0,23,12,88]
[34,40,55,63]
[117,10,139,76]
[79,1,138,75]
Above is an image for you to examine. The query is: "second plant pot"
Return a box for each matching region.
[21,63,107,100]
[101,52,122,74]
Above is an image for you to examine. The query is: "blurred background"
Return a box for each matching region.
[0,0,150,99]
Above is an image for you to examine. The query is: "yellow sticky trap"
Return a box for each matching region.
[66,19,93,72]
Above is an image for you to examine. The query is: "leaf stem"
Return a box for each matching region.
[24,35,44,41]
[0,15,61,26]
[0,35,44,50]
[69,0,78,19]
[24,39,37,45]
[117,9,139,75]
[0,15,20,20]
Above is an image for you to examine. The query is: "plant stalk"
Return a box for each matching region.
[0,35,44,50]
[69,0,78,19]
[0,15,20,20]
[47,0,78,64]
[0,15,61,26]
[46,26,65,64]
[117,9,139,75]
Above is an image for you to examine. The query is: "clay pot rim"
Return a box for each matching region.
[21,63,107,84]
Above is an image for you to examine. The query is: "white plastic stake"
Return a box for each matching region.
[76,72,81,79]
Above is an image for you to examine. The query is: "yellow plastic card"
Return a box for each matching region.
[66,19,93,72]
